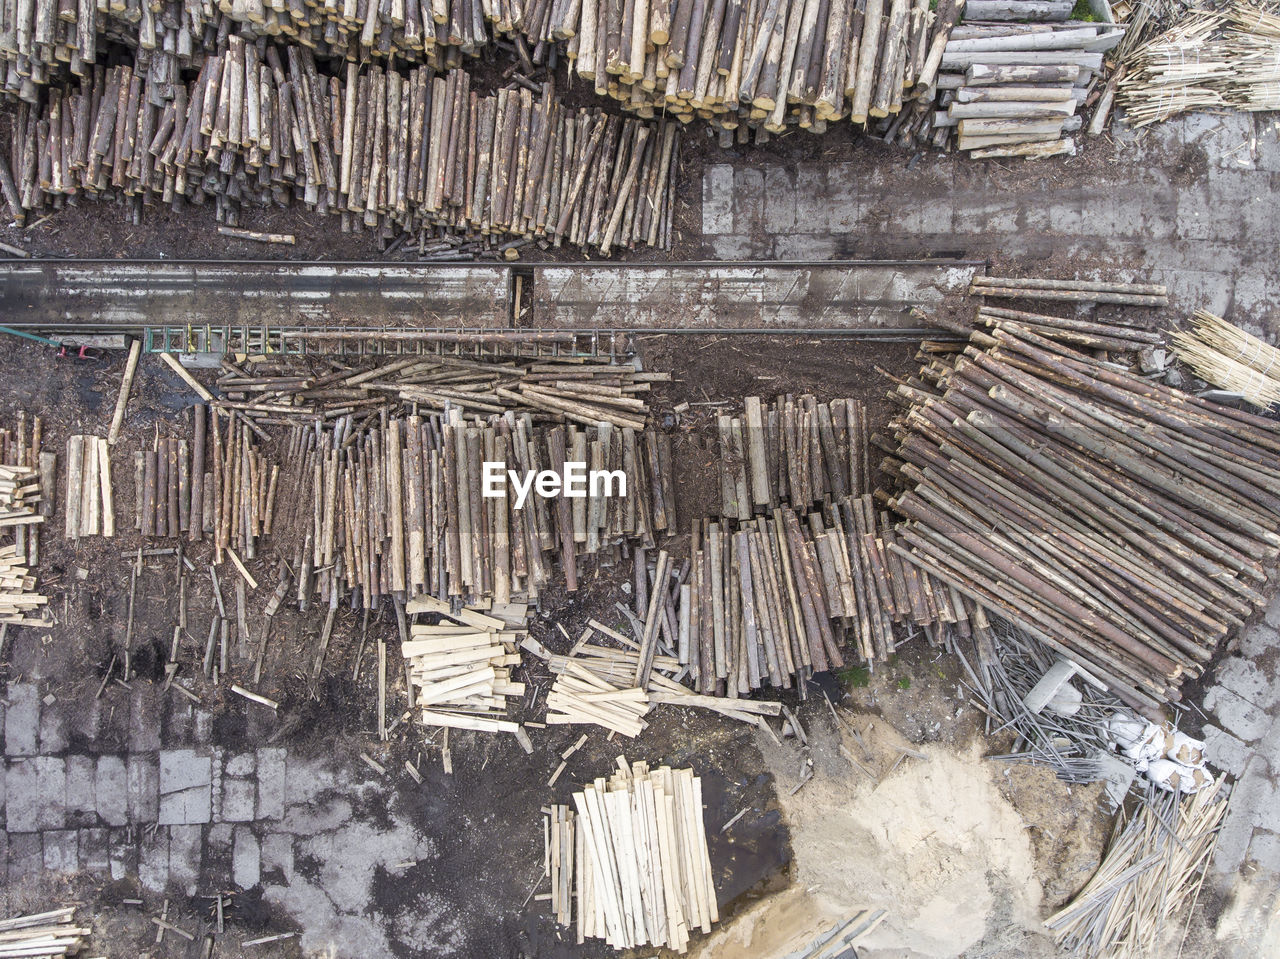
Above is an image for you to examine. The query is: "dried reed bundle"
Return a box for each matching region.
[1171,310,1280,409]
[1045,782,1227,959]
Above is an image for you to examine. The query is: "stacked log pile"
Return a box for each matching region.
[62,434,113,539]
[881,319,1280,714]
[716,395,871,519]
[930,7,1123,158]
[0,413,46,564]
[1172,311,1280,410]
[970,274,1169,306]
[6,60,678,253]
[402,599,528,733]
[129,406,274,566]
[546,758,718,952]
[270,407,673,610]
[0,0,964,139]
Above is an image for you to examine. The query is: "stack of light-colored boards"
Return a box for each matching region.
[404,596,528,733]
[546,758,718,952]
[63,434,114,539]
[0,544,47,625]
[0,463,41,531]
[0,907,93,956]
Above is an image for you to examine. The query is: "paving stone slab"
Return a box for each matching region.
[37,699,68,753]
[34,756,67,831]
[95,755,128,827]
[1205,685,1273,743]
[702,164,734,236]
[3,684,38,756]
[7,832,42,883]
[261,832,294,885]
[129,684,162,753]
[219,777,256,823]
[255,748,286,821]
[79,827,109,873]
[159,749,213,826]
[139,827,170,892]
[232,826,261,889]
[126,753,159,824]
[109,828,138,881]
[65,755,97,826]
[1203,724,1253,779]
[1216,656,1277,708]
[0,758,5,827]
[42,829,78,873]
[169,824,203,896]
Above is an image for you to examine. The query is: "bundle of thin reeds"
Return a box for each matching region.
[1171,310,1280,409]
[1045,782,1227,958]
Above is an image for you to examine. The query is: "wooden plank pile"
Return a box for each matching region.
[62,433,113,539]
[717,395,871,519]
[270,407,673,611]
[546,661,650,737]
[1172,310,1280,410]
[6,59,678,254]
[929,5,1124,158]
[214,353,661,430]
[0,907,93,956]
[881,319,1280,713]
[546,758,718,952]
[402,596,528,733]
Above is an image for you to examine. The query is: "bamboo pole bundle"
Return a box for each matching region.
[1045,783,1227,957]
[553,758,718,952]
[882,319,1280,714]
[6,62,678,256]
[1171,310,1280,409]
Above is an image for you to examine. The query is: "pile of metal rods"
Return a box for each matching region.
[882,320,1280,714]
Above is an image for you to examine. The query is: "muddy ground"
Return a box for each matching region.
[0,329,1131,958]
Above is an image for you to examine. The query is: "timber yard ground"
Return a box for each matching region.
[0,109,1279,959]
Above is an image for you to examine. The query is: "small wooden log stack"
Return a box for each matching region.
[0,413,46,567]
[549,758,718,952]
[718,394,871,519]
[6,59,679,254]
[929,10,1124,157]
[546,662,650,737]
[62,434,112,540]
